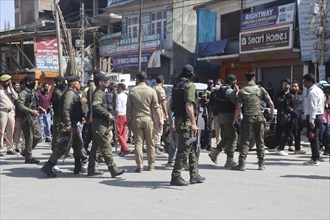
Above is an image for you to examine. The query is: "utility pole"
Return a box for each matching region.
[319,0,326,67]
[54,0,63,76]
[138,0,143,72]
[80,1,85,84]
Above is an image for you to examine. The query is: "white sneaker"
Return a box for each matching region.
[276,150,288,156]
[303,159,320,166]
[52,165,63,173]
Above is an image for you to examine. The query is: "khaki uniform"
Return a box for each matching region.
[127,82,159,169]
[171,78,199,179]
[153,83,166,148]
[0,85,17,153]
[88,88,118,173]
[237,82,270,166]
[16,88,42,160]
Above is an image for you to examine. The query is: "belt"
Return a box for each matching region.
[0,109,11,113]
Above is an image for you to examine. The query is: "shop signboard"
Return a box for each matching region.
[240,3,294,31]
[34,37,59,70]
[100,33,161,70]
[240,25,292,54]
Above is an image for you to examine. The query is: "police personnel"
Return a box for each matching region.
[208,74,239,168]
[41,76,85,177]
[232,72,274,171]
[153,74,169,155]
[16,75,42,164]
[87,71,125,178]
[126,71,163,173]
[50,76,66,151]
[170,64,205,186]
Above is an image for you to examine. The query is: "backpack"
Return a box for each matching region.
[171,79,189,116]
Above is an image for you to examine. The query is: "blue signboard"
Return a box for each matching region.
[241,3,294,31]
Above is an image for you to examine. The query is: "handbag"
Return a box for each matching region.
[278,111,291,126]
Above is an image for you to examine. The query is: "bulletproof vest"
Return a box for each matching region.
[241,85,264,117]
[214,85,236,114]
[15,89,38,118]
[171,79,189,117]
[60,89,83,124]
[92,90,113,119]
[50,87,63,114]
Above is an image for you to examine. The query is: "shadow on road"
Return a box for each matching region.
[280,174,330,180]
[99,178,180,190]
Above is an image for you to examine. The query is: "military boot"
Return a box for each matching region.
[258,158,265,170]
[41,161,57,178]
[231,158,246,171]
[224,157,237,168]
[74,158,81,174]
[109,166,126,178]
[208,149,221,164]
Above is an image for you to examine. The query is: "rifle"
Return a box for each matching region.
[61,130,74,164]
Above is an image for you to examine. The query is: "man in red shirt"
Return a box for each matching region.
[38,83,52,142]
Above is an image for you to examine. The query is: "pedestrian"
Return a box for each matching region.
[170,64,205,186]
[126,71,163,173]
[302,74,324,166]
[208,74,239,168]
[201,79,213,151]
[41,75,85,177]
[153,74,169,155]
[209,78,222,146]
[232,71,274,171]
[87,72,126,177]
[16,75,42,164]
[165,97,179,168]
[13,80,24,152]
[289,81,306,154]
[38,83,52,142]
[275,79,294,156]
[0,74,18,156]
[319,83,330,156]
[115,83,131,156]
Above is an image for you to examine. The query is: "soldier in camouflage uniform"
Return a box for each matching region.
[87,71,125,178]
[50,76,66,151]
[41,76,85,177]
[170,64,205,186]
[232,72,274,171]
[16,75,42,164]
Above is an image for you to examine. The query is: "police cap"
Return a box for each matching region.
[66,75,80,84]
[207,79,214,84]
[54,75,65,82]
[94,73,111,85]
[0,74,11,82]
[226,74,237,82]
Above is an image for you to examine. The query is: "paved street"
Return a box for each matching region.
[1,140,329,220]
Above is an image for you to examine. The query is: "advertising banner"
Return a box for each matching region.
[112,50,161,71]
[35,37,59,70]
[240,3,294,31]
[240,25,292,54]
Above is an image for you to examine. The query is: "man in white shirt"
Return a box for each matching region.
[0,74,18,156]
[302,74,324,166]
[115,83,131,156]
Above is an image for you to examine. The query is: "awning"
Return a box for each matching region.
[199,39,228,57]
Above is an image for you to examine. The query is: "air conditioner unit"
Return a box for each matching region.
[310,3,320,16]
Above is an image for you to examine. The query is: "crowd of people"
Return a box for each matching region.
[0,66,329,186]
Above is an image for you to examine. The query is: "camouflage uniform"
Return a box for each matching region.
[16,88,42,161]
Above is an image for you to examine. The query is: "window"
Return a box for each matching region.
[151,11,167,39]
[221,10,241,40]
[127,16,139,38]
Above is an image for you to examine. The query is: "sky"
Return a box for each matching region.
[0,0,15,31]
